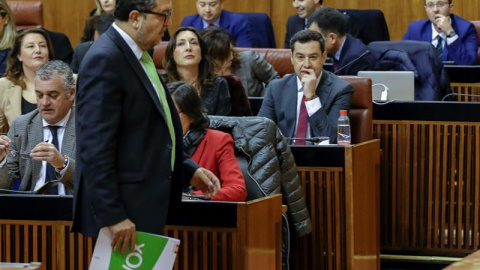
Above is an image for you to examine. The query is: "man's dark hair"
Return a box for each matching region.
[308,7,347,37]
[290,29,325,53]
[114,0,157,21]
[95,13,115,34]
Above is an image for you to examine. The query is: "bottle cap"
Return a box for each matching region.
[340,110,348,115]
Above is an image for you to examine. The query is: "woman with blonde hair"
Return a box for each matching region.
[0,28,54,131]
[0,1,16,76]
[80,0,115,42]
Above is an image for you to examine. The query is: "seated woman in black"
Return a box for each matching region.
[162,27,231,116]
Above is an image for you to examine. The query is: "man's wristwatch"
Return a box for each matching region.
[55,155,68,172]
[446,30,457,38]
[305,94,318,101]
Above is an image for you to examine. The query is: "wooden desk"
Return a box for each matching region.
[0,195,283,270]
[374,102,480,258]
[445,65,480,101]
[289,140,381,270]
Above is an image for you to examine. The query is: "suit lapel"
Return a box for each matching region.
[6,84,22,120]
[192,134,207,163]
[285,75,299,137]
[219,11,230,30]
[317,71,333,108]
[442,16,456,61]
[193,15,203,30]
[106,27,167,122]
[61,110,75,157]
[25,113,43,191]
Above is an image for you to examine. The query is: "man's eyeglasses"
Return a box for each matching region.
[138,9,173,23]
[425,1,449,8]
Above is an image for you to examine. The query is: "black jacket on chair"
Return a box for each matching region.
[369,40,451,101]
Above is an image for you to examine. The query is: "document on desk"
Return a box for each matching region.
[89,227,180,270]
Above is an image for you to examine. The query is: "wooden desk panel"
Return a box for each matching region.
[290,140,381,270]
[0,221,93,270]
[374,119,480,257]
[0,195,282,270]
[451,83,480,102]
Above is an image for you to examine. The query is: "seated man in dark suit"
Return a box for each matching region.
[0,60,76,194]
[403,0,478,65]
[71,13,114,73]
[43,29,74,65]
[180,0,253,47]
[308,7,375,75]
[259,30,353,144]
[284,0,358,49]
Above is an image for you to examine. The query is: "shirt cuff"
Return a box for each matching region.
[0,156,6,167]
[305,97,322,116]
[446,35,458,45]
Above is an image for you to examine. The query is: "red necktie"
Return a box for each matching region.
[295,95,308,145]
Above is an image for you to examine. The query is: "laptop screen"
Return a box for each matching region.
[357,71,415,101]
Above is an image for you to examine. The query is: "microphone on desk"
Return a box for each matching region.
[285,137,329,145]
[286,137,322,143]
[441,93,480,101]
[333,50,371,75]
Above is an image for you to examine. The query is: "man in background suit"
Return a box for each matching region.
[284,0,358,49]
[70,13,114,73]
[73,0,220,253]
[0,60,76,194]
[181,0,253,47]
[259,30,353,144]
[44,29,74,65]
[403,0,478,65]
[308,7,374,75]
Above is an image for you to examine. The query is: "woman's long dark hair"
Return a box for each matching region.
[200,27,241,71]
[162,27,215,89]
[168,81,209,132]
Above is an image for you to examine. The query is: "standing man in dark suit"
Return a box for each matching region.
[403,0,477,65]
[0,60,76,194]
[259,30,353,144]
[73,0,220,253]
[308,7,374,75]
[180,0,253,47]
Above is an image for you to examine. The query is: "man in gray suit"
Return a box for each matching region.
[259,30,353,144]
[0,60,76,194]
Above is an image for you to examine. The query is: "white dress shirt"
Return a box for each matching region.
[33,110,72,195]
[294,73,322,139]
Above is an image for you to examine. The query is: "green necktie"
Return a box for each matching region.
[140,51,176,170]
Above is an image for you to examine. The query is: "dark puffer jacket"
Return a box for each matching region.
[209,116,311,237]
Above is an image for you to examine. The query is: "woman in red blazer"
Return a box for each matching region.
[168,81,247,202]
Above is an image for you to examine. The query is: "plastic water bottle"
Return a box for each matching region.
[337,110,351,145]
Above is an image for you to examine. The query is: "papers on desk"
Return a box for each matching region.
[89,228,180,270]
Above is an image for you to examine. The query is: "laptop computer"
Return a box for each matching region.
[357,71,415,101]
